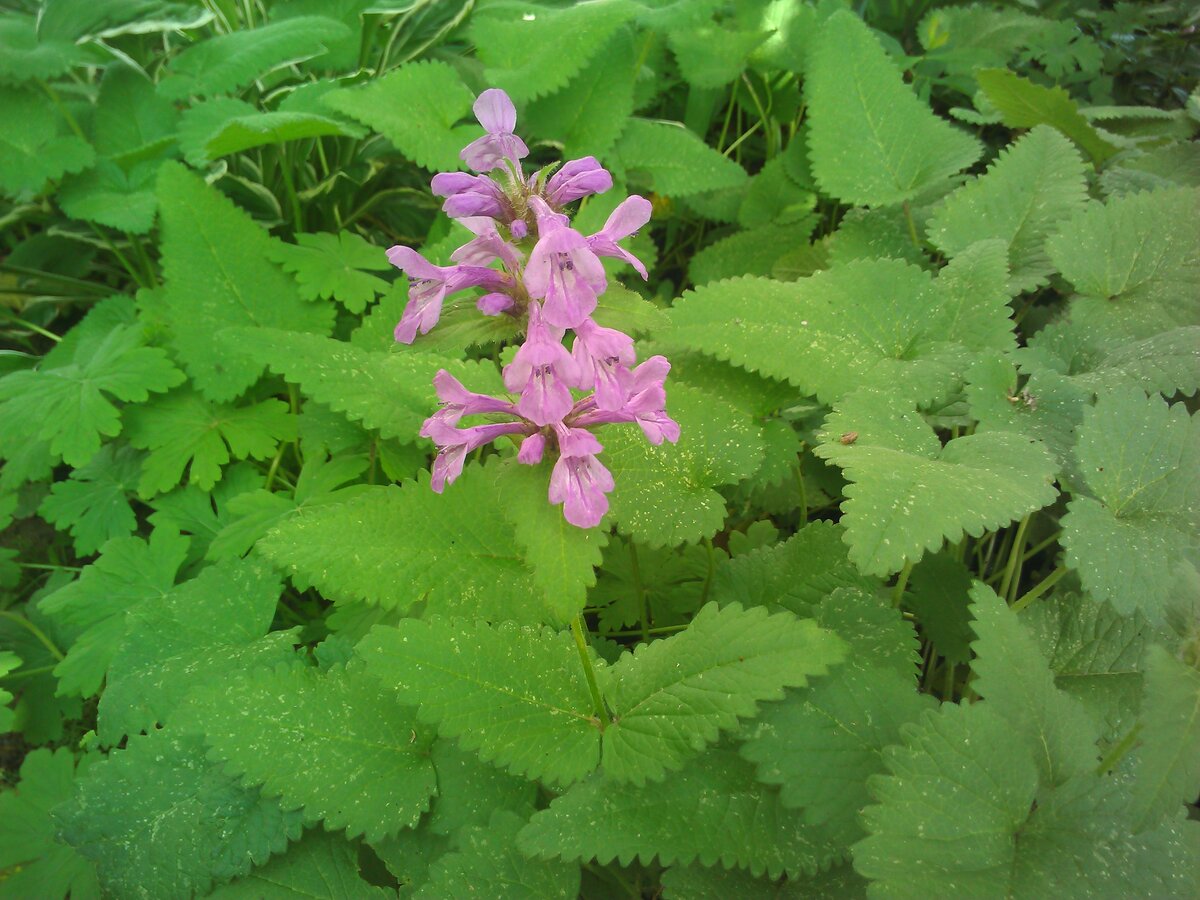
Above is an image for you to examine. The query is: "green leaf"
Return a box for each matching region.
[415,810,580,900]
[1127,647,1200,831]
[58,158,159,234]
[814,391,1058,575]
[471,0,638,101]
[157,16,351,100]
[182,664,437,841]
[123,387,296,498]
[96,557,291,745]
[0,322,183,467]
[39,527,188,697]
[57,730,303,898]
[976,67,1119,165]
[37,0,213,42]
[156,162,334,401]
[905,552,975,665]
[38,443,142,555]
[207,829,392,899]
[1061,389,1199,620]
[602,381,764,547]
[205,109,363,160]
[969,582,1100,786]
[689,222,816,286]
[518,747,843,879]
[0,749,100,900]
[0,85,94,196]
[814,588,922,681]
[91,63,178,160]
[616,119,748,198]
[424,740,537,837]
[321,61,476,171]
[600,602,844,783]
[266,231,389,313]
[148,462,265,562]
[668,20,770,88]
[928,126,1089,293]
[661,862,866,900]
[0,14,91,82]
[357,617,602,786]
[805,11,981,206]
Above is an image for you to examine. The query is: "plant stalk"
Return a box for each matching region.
[570,613,610,727]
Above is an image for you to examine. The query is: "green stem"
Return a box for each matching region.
[1095,724,1142,776]
[88,224,146,289]
[39,79,86,140]
[795,452,808,523]
[902,201,920,249]
[892,560,914,607]
[1011,564,1068,612]
[0,610,65,662]
[998,514,1032,602]
[628,541,648,643]
[605,623,689,638]
[943,662,956,702]
[985,529,1062,584]
[264,445,286,491]
[570,614,610,727]
[278,149,304,230]
[2,314,60,342]
[699,537,715,607]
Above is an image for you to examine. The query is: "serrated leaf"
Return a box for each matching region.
[357,617,602,786]
[38,444,142,555]
[690,222,816,286]
[182,665,436,841]
[321,61,476,171]
[661,862,865,900]
[91,62,178,160]
[207,829,391,899]
[805,11,981,206]
[616,118,748,198]
[157,162,333,401]
[0,85,95,196]
[826,206,928,270]
[157,16,350,100]
[816,392,1057,575]
[57,159,159,233]
[668,20,770,88]
[0,15,91,83]
[206,109,363,160]
[602,382,764,547]
[424,740,537,837]
[815,588,922,679]
[123,387,296,498]
[0,749,100,900]
[148,462,265,562]
[600,602,845,783]
[976,67,1118,164]
[905,552,975,665]
[1061,389,1199,620]
[266,231,389,313]
[518,747,844,879]
[57,730,303,898]
[928,126,1089,293]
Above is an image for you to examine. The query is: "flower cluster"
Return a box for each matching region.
[386,89,678,528]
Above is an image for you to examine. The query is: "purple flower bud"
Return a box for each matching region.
[510,219,528,240]
[387,246,507,343]
[477,292,515,316]
[571,317,636,411]
[549,450,615,528]
[452,217,524,270]
[587,195,653,279]
[461,89,530,173]
[431,172,510,220]
[517,432,546,465]
[524,197,607,330]
[545,157,613,206]
[422,418,529,492]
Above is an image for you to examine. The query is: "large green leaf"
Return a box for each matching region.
[207,829,391,899]
[0,85,94,197]
[615,118,748,198]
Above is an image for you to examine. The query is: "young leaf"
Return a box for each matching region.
[357,617,602,786]
[615,119,748,198]
[156,163,334,401]
[123,388,295,498]
[207,829,392,900]
[928,126,1089,293]
[38,443,143,555]
[267,231,390,313]
[805,11,980,206]
[600,602,845,784]
[1061,388,1199,620]
[181,665,437,842]
[57,730,303,898]
[0,85,94,197]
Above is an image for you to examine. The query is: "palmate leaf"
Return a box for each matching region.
[815,391,1058,575]
[321,61,476,171]
[207,829,391,899]
[517,747,845,879]
[57,729,303,899]
[1061,389,1199,620]
[123,387,296,498]
[0,85,94,196]
[267,231,390,313]
[156,163,334,401]
[805,11,980,206]
[181,665,437,842]
[38,443,142,554]
[57,160,159,234]
[615,119,749,198]
[0,749,100,900]
[928,126,1089,293]
[157,16,350,100]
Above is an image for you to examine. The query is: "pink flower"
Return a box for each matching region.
[587,196,652,279]
[461,89,529,173]
[424,369,518,426]
[573,355,680,445]
[451,217,524,270]
[421,419,529,492]
[544,157,613,206]
[503,304,581,426]
[524,197,606,329]
[548,428,615,528]
[571,317,635,411]
[387,246,506,343]
[430,172,510,219]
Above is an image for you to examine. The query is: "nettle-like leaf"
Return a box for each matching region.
[123,387,296,498]
[58,159,160,234]
[518,746,844,879]
[181,664,437,842]
[615,118,748,198]
[321,61,477,171]
[471,0,638,101]
[157,16,350,100]
[602,381,765,547]
[38,443,142,555]
[91,62,178,161]
[156,163,334,402]
[1061,388,1199,620]
[668,19,770,88]
[0,322,183,468]
[424,739,537,837]
[928,125,1088,293]
[663,249,1013,409]
[815,391,1058,575]
[0,749,100,900]
[599,601,844,784]
[0,14,91,82]
[805,10,980,206]
[267,231,390,313]
[207,829,392,900]
[148,462,264,562]
[0,85,95,197]
[96,557,295,745]
[357,617,602,787]
[39,527,188,697]
[976,67,1119,165]
[57,729,303,899]
[416,810,581,900]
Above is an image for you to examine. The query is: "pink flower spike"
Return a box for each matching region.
[545,157,613,206]
[387,246,507,343]
[517,432,546,464]
[524,197,607,330]
[587,195,653,279]
[571,317,636,411]
[461,89,529,172]
[570,354,680,444]
[549,452,615,528]
[504,305,582,426]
